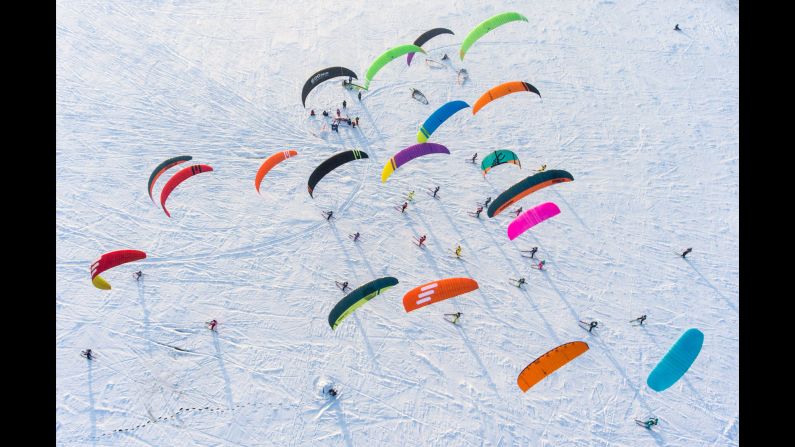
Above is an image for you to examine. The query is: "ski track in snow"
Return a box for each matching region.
[57,0,738,445]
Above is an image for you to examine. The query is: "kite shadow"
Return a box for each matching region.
[456,324,502,402]
[212,331,235,410]
[552,189,592,234]
[352,313,382,374]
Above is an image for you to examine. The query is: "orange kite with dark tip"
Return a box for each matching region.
[517,341,589,392]
[472,81,540,115]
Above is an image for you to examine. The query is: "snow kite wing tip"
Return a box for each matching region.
[92,275,111,290]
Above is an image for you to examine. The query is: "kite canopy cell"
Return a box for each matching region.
[460,12,528,60]
[328,277,399,330]
[517,341,589,392]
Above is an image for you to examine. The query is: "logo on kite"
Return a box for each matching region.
[90,249,146,290]
[402,278,478,312]
[302,67,358,107]
[481,150,521,176]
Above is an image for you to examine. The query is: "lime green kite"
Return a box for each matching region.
[364,44,425,89]
[460,12,528,60]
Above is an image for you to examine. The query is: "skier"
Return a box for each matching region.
[401,201,408,213]
[331,123,339,132]
[418,235,427,247]
[470,153,478,163]
[358,91,362,101]
[483,197,492,208]
[681,247,692,258]
[445,312,462,324]
[441,53,449,61]
[513,207,523,217]
[133,270,143,280]
[582,320,598,333]
[631,314,647,325]
[310,109,316,117]
[533,260,546,270]
[355,117,359,126]
[512,277,526,288]
[342,100,347,109]
[432,186,440,198]
[208,319,218,331]
[322,210,334,221]
[639,417,659,429]
[339,281,349,291]
[81,349,93,360]
[351,232,360,242]
[527,247,538,259]
[674,24,681,31]
[328,387,338,397]
[322,110,329,117]
[407,190,415,202]
[473,206,483,218]
[336,108,341,117]
[536,164,547,172]
[455,245,462,257]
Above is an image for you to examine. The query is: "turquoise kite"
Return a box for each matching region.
[481,150,521,176]
[647,328,704,392]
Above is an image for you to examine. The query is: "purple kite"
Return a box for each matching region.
[507,202,561,240]
[381,143,450,182]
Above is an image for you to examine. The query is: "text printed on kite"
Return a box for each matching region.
[402,278,479,312]
[301,67,358,107]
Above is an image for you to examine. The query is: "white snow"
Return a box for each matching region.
[56,0,739,445]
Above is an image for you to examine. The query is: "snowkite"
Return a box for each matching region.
[364,44,425,89]
[328,277,399,329]
[460,12,528,60]
[488,170,573,217]
[472,81,540,115]
[403,277,478,312]
[255,150,298,194]
[407,28,454,66]
[507,202,561,240]
[301,67,358,107]
[381,143,450,183]
[647,328,704,392]
[90,249,147,290]
[517,341,589,392]
[308,150,369,197]
[481,150,521,176]
[160,164,214,218]
[416,101,470,143]
[148,156,192,202]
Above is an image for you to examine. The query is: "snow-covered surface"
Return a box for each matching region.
[56,0,739,445]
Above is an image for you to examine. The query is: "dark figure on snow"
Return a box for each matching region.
[401,202,408,213]
[513,207,523,217]
[358,91,362,101]
[442,53,449,61]
[322,110,329,117]
[323,211,334,221]
[336,108,341,117]
[208,319,218,331]
[355,117,359,126]
[586,320,598,333]
[343,100,347,109]
[418,235,427,247]
[352,232,360,241]
[133,270,143,280]
[641,417,659,429]
[674,24,681,31]
[445,312,462,324]
[340,281,349,291]
[328,388,338,397]
[470,153,478,163]
[681,247,692,258]
[310,109,315,116]
[631,315,647,325]
[432,186,440,198]
[483,197,492,208]
[535,260,546,270]
[513,277,526,287]
[474,206,483,218]
[81,349,93,360]
[331,123,339,132]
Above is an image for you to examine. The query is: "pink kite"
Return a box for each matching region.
[507,202,561,240]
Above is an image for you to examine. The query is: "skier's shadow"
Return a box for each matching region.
[87,357,97,445]
[137,280,151,355]
[684,259,738,314]
[455,324,502,402]
[212,331,235,411]
[330,397,354,447]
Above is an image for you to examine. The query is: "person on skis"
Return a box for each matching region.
[455,245,462,257]
[358,91,362,101]
[445,312,462,324]
[339,281,349,291]
[513,207,523,217]
[640,417,659,429]
[527,247,538,259]
[631,314,647,325]
[208,319,218,331]
[536,164,547,172]
[342,100,347,109]
[681,247,692,258]
[133,270,143,280]
[407,190,415,202]
[432,186,440,198]
[328,387,338,397]
[441,53,449,61]
[355,117,359,126]
[470,153,478,163]
[352,232,360,242]
[322,210,334,221]
[418,235,427,247]
[512,277,526,287]
[483,197,492,208]
[322,110,329,117]
[310,109,316,117]
[583,320,598,333]
[336,108,341,117]
[674,24,681,31]
[81,349,93,360]
[401,201,408,213]
[473,206,483,218]
[534,260,546,270]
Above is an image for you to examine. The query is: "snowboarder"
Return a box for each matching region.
[81,349,93,360]
[681,247,692,258]
[445,312,462,324]
[631,314,647,325]
[322,110,329,117]
[322,210,334,221]
[401,201,408,213]
[455,245,462,257]
[473,206,483,218]
[358,91,362,101]
[527,247,538,259]
[133,270,143,280]
[208,319,218,331]
[432,186,440,198]
[470,153,478,163]
[342,100,347,109]
[483,197,492,208]
[674,24,681,31]
[511,277,526,288]
[582,320,598,333]
[417,235,427,247]
[336,108,341,117]
[351,232,360,242]
[513,207,523,217]
[638,417,659,429]
[310,109,316,117]
[536,164,547,172]
[407,190,415,202]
